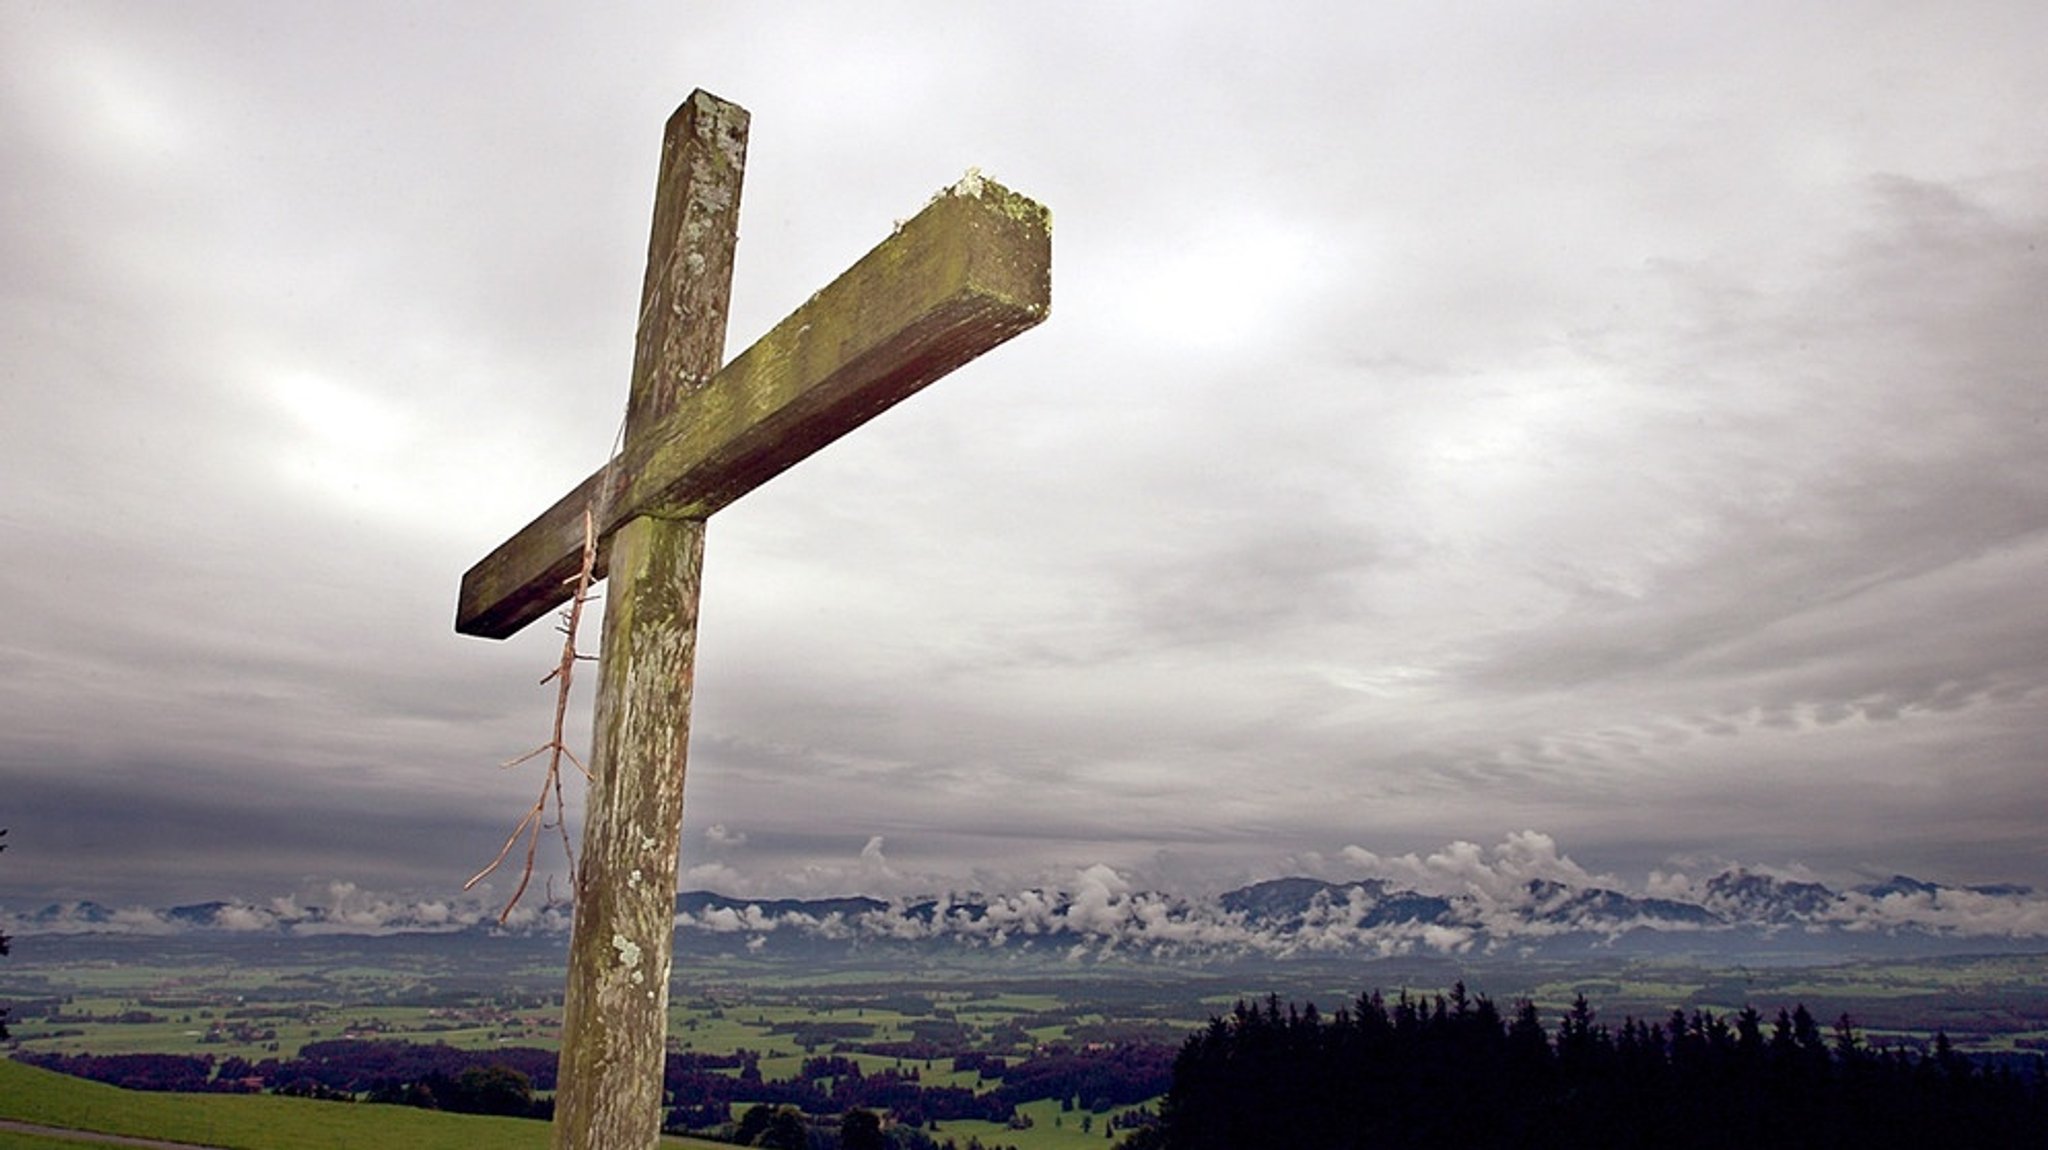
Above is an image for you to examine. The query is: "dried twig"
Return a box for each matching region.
[466,505,602,922]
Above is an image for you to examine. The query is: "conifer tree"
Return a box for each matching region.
[1,829,10,1041]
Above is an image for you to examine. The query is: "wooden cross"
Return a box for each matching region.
[454,91,1049,1149]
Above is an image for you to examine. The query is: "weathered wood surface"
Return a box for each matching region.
[556,517,705,1150]
[455,86,1052,1150]
[455,175,1052,639]
[549,89,743,1150]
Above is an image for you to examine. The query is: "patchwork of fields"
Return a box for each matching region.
[3,932,2045,1148]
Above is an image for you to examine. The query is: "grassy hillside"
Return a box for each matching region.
[0,1059,725,1150]
[0,1131,134,1150]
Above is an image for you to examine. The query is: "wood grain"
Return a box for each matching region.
[549,89,742,1150]
[456,175,1051,639]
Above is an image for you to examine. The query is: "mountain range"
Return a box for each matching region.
[10,865,2047,964]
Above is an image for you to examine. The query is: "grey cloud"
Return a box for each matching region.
[1452,177,2048,709]
[6,4,2048,911]
[1,752,541,907]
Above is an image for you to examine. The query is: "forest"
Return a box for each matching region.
[1126,985,2048,1149]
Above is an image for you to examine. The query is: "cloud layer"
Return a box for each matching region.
[12,835,2046,965]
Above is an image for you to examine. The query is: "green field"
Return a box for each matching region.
[0,1132,141,1150]
[0,1058,722,1150]
[919,1098,1147,1150]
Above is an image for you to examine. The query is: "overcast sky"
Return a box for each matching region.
[4,3,2046,913]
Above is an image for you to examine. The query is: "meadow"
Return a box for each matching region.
[0,1056,724,1150]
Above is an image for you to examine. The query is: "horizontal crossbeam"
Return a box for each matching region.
[456,179,1051,639]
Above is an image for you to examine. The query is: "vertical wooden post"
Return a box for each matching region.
[553,91,747,1150]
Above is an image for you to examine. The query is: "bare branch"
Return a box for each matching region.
[469,506,603,923]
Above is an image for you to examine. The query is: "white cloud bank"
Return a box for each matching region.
[11,835,2044,961]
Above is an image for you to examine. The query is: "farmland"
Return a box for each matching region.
[3,930,2046,1147]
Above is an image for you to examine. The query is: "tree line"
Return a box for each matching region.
[1124,985,2048,1149]
[1,829,10,1042]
